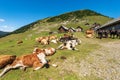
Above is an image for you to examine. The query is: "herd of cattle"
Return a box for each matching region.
[0,28,119,77]
[0,33,81,77]
[85,28,120,39]
[97,29,120,39]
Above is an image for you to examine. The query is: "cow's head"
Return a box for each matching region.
[33,48,45,54]
[43,48,56,56]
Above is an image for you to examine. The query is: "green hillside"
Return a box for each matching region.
[0,9,116,80]
[0,31,9,37]
[10,9,112,34]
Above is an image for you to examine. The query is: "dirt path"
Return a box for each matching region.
[59,41,120,80]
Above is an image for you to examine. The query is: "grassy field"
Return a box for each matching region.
[0,11,115,80]
[0,30,118,80]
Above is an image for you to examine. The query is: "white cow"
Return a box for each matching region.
[57,39,81,50]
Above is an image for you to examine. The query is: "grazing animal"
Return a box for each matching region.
[0,48,47,77]
[86,29,94,38]
[36,35,58,44]
[116,30,120,39]
[59,34,75,43]
[17,40,23,44]
[97,29,103,39]
[40,38,50,45]
[57,40,79,50]
[43,48,56,56]
[109,30,117,39]
[35,36,49,45]
[48,35,57,40]
[0,55,16,69]
[33,47,56,56]
[49,35,58,44]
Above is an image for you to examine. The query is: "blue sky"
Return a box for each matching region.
[0,0,120,32]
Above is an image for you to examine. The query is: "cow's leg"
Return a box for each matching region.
[0,63,23,77]
[33,62,43,71]
[20,66,26,71]
[0,65,12,77]
[57,44,64,49]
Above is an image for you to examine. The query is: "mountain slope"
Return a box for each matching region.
[0,31,9,37]
[46,9,109,22]
[0,9,118,80]
[11,9,112,34]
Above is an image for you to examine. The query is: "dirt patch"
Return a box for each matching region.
[59,41,120,80]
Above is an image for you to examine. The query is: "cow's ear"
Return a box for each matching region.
[43,49,46,52]
[33,48,39,53]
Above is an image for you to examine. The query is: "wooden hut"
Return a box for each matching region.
[58,26,68,33]
[76,26,83,32]
[96,18,120,30]
[68,27,76,33]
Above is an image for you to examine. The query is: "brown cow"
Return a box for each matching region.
[0,47,57,77]
[86,29,94,38]
[0,48,47,77]
[35,36,49,45]
[48,35,57,40]
[0,55,16,69]
[17,40,23,44]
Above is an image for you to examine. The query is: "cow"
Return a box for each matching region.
[59,34,75,43]
[48,35,59,44]
[0,48,47,77]
[116,29,120,39]
[0,55,16,69]
[43,48,56,56]
[86,29,94,38]
[33,47,56,56]
[48,35,57,40]
[57,40,80,50]
[109,30,117,39]
[40,38,50,45]
[35,36,50,45]
[17,40,23,44]
[97,29,103,39]
[35,35,58,44]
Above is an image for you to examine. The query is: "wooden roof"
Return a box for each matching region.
[97,18,120,30]
[58,26,68,30]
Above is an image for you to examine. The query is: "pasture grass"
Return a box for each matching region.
[0,30,117,80]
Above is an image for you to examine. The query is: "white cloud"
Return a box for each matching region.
[0,25,15,32]
[0,19,5,22]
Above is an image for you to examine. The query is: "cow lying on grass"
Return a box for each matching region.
[0,47,56,77]
[35,36,50,45]
[35,35,58,44]
[0,55,16,69]
[57,39,81,50]
[33,47,56,56]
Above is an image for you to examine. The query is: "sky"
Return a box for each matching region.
[0,0,120,32]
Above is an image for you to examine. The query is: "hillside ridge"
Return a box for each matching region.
[10,9,111,34]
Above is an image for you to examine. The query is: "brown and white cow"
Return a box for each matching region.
[0,48,47,77]
[35,35,58,44]
[0,47,56,77]
[33,47,56,56]
[35,36,49,45]
[48,35,57,40]
[44,48,56,56]
[86,29,94,38]
[57,40,80,50]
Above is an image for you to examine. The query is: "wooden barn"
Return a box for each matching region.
[68,27,76,33]
[96,18,120,30]
[58,26,68,33]
[76,26,83,32]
